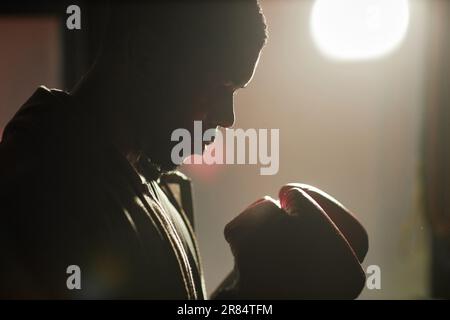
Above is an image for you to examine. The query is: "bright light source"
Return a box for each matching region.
[310,0,410,61]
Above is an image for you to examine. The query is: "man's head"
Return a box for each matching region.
[91,0,267,172]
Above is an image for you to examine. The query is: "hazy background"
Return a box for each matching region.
[0,0,435,299]
[0,18,61,137]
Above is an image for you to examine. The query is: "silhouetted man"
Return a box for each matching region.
[0,1,368,299]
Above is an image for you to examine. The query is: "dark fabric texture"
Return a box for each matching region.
[0,87,205,299]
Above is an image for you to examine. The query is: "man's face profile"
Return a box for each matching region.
[117,2,267,172]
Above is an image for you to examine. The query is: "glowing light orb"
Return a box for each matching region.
[310,0,410,60]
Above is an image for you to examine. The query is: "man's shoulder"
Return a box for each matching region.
[0,86,120,223]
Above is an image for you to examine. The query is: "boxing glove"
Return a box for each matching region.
[224,184,367,299]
